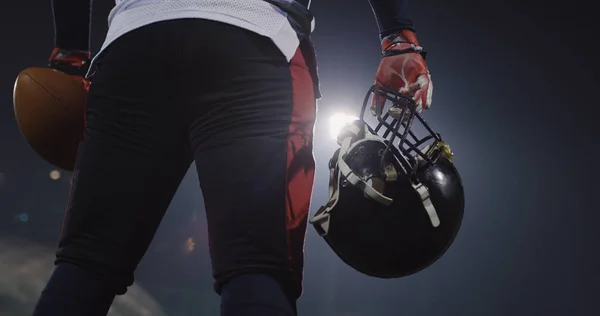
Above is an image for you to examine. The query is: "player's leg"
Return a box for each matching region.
[32,22,193,316]
[184,21,317,315]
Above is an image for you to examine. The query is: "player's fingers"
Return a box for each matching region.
[399,83,419,98]
[412,79,432,111]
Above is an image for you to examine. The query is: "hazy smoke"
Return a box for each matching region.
[0,237,167,316]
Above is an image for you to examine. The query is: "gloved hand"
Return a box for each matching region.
[49,47,91,91]
[371,29,432,118]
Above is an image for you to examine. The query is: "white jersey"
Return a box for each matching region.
[90,0,303,69]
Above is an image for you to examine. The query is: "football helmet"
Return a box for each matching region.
[310,85,464,278]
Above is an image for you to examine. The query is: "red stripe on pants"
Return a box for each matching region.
[285,47,317,297]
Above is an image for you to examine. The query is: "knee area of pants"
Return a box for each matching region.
[219,272,297,304]
[55,257,132,295]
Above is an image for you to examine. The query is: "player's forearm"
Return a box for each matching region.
[368,0,415,39]
[51,0,92,51]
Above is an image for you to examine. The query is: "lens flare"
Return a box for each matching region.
[49,170,61,180]
[328,113,358,140]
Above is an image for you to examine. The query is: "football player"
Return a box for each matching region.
[32,0,432,315]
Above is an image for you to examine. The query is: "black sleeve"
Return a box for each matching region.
[368,0,415,40]
[51,0,92,51]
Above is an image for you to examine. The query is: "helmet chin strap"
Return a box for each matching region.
[414,144,441,227]
[413,182,440,227]
[308,167,340,236]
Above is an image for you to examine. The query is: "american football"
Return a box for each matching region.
[13,67,86,171]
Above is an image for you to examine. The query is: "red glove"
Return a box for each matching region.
[49,47,91,92]
[372,29,432,118]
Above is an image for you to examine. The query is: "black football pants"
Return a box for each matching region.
[36,19,316,315]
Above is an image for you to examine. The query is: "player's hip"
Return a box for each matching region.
[88,0,301,77]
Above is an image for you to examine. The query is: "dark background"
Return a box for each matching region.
[0,0,597,315]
